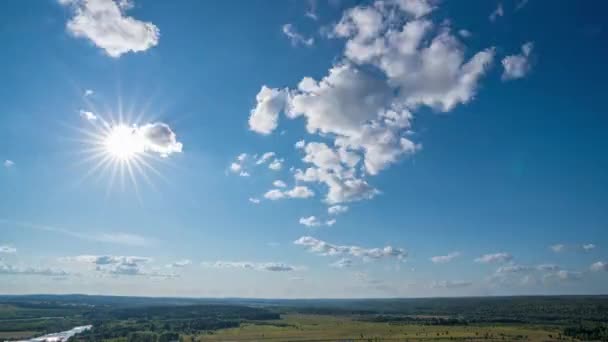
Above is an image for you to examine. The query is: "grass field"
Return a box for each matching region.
[0,330,40,340]
[192,314,568,341]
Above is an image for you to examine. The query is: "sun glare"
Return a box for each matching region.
[104,125,145,161]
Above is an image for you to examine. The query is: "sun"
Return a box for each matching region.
[104,124,145,161]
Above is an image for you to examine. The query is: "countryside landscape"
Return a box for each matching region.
[1,295,607,341]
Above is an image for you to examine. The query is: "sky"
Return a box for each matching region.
[0,0,607,298]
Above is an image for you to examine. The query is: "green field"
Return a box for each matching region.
[192,314,566,341]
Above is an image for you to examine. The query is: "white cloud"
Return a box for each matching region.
[166,259,191,268]
[282,24,314,47]
[295,140,306,149]
[583,243,596,251]
[263,185,314,200]
[474,252,512,264]
[430,251,461,264]
[79,110,97,121]
[137,122,183,157]
[328,205,348,215]
[325,218,336,226]
[458,29,471,38]
[554,270,582,281]
[273,180,287,188]
[550,244,565,253]
[430,280,472,288]
[229,153,251,176]
[294,236,407,261]
[202,261,297,272]
[299,216,321,227]
[249,0,496,205]
[249,86,289,135]
[330,258,353,268]
[256,152,276,165]
[268,158,284,171]
[248,197,261,204]
[489,2,504,22]
[84,89,94,96]
[3,160,14,168]
[0,263,69,277]
[501,42,534,81]
[62,254,171,277]
[590,261,608,272]
[60,0,159,58]
[0,245,16,254]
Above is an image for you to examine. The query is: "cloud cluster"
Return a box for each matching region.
[249,0,496,204]
[202,261,296,272]
[59,0,159,58]
[490,263,583,286]
[294,236,407,261]
[62,255,173,277]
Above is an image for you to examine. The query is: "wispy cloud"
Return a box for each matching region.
[430,251,461,264]
[201,261,298,272]
[294,236,407,261]
[282,24,314,47]
[0,245,17,254]
[0,219,154,247]
[474,252,512,264]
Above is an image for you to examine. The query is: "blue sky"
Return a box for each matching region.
[0,0,607,298]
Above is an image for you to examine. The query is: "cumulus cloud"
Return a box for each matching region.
[249,87,289,135]
[202,261,296,272]
[249,0,496,205]
[474,252,512,264]
[282,24,314,47]
[3,160,14,168]
[489,2,504,22]
[501,42,534,81]
[138,123,183,157]
[229,153,250,176]
[328,205,348,215]
[59,0,159,58]
[590,261,608,272]
[79,110,97,121]
[264,186,315,200]
[0,245,16,254]
[430,280,472,289]
[294,236,407,261]
[430,251,461,264]
[248,197,261,204]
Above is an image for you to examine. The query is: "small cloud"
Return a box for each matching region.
[328,205,348,215]
[264,186,314,200]
[282,24,314,47]
[3,160,14,168]
[295,140,306,149]
[249,197,261,204]
[474,252,512,264]
[550,244,565,253]
[430,251,461,264]
[166,259,191,268]
[59,0,159,58]
[430,280,472,289]
[458,29,471,38]
[273,180,287,188]
[325,218,336,226]
[515,0,529,11]
[268,158,284,171]
[489,2,504,22]
[330,258,353,268]
[299,216,321,227]
[294,236,407,261]
[79,110,97,121]
[202,261,297,272]
[582,243,596,251]
[84,89,94,96]
[0,245,17,254]
[256,152,276,165]
[590,261,608,272]
[501,42,534,81]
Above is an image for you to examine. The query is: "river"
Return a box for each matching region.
[11,325,92,342]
